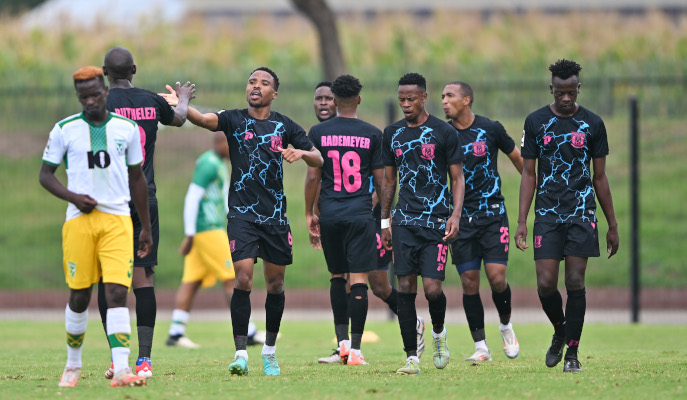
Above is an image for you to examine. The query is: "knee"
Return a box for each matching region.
[423,286,443,301]
[107,285,128,307]
[488,276,507,293]
[265,276,284,294]
[234,272,253,291]
[565,276,585,291]
[536,276,557,296]
[460,274,480,295]
[69,292,90,313]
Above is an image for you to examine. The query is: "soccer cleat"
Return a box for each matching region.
[166,336,200,349]
[545,334,566,367]
[228,355,249,376]
[58,366,81,387]
[262,353,281,376]
[104,362,114,379]
[110,368,146,387]
[347,351,369,365]
[500,327,520,359]
[416,316,426,359]
[135,357,153,378]
[563,357,583,372]
[339,341,350,364]
[465,348,492,362]
[317,349,342,364]
[396,358,421,375]
[432,330,450,369]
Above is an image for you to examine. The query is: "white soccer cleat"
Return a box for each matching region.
[500,326,520,359]
[465,347,492,362]
[416,316,426,359]
[176,336,200,349]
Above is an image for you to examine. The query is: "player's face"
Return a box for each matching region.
[76,79,108,121]
[246,70,277,109]
[441,84,470,120]
[313,86,336,122]
[550,75,580,116]
[398,85,427,123]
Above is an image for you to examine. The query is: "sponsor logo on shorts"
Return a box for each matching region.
[437,263,445,272]
[420,143,435,160]
[68,261,76,278]
[128,259,133,278]
[534,235,542,248]
[230,240,236,253]
[288,232,293,246]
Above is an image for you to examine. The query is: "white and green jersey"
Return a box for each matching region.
[189,151,229,234]
[42,112,143,221]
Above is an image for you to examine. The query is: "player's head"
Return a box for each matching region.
[331,74,362,112]
[102,46,136,83]
[73,66,108,121]
[213,131,229,159]
[397,73,428,123]
[441,81,473,120]
[246,67,279,109]
[549,59,581,115]
[313,81,336,122]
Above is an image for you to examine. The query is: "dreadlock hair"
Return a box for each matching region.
[549,59,582,80]
[398,73,426,92]
[251,67,280,91]
[331,74,362,99]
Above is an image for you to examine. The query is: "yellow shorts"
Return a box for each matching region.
[62,209,134,290]
[183,229,235,287]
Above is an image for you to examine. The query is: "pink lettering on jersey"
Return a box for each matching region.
[270,136,283,152]
[288,232,293,246]
[571,132,586,149]
[113,107,157,121]
[421,143,435,160]
[543,136,552,145]
[534,235,542,248]
[473,141,486,157]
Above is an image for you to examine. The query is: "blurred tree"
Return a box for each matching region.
[291,0,345,80]
[0,0,47,15]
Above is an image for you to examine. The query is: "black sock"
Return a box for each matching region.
[397,292,418,357]
[492,284,512,325]
[565,288,586,359]
[330,277,350,342]
[265,291,285,346]
[134,286,156,358]
[539,290,566,337]
[383,287,399,316]
[96,280,109,346]
[463,293,485,342]
[349,283,368,350]
[231,288,252,350]
[427,291,447,334]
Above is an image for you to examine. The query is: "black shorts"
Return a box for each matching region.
[320,219,376,275]
[131,200,158,276]
[533,220,600,260]
[391,225,448,281]
[376,225,393,268]
[451,213,509,273]
[227,218,293,266]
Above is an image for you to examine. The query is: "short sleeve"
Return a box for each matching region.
[590,119,609,158]
[155,94,175,126]
[286,119,313,150]
[42,124,65,166]
[521,116,538,159]
[126,123,144,166]
[370,130,384,170]
[307,126,321,152]
[214,109,232,133]
[382,127,396,167]
[494,121,516,154]
[444,126,464,165]
[191,157,217,188]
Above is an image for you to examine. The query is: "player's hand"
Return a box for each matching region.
[515,222,528,251]
[309,233,322,250]
[72,194,98,214]
[158,84,179,106]
[606,225,619,259]
[443,216,460,242]
[175,81,196,102]
[137,228,153,259]
[381,227,392,251]
[179,236,193,256]
[278,147,304,163]
[306,213,320,238]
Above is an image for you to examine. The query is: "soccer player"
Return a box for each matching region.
[313,81,337,122]
[40,66,150,388]
[441,81,523,361]
[169,67,323,376]
[515,59,619,373]
[98,46,195,379]
[381,73,465,375]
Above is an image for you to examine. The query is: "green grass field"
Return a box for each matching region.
[0,320,685,399]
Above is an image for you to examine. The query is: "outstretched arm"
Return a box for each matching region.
[159,84,218,130]
[169,82,196,127]
[515,158,536,251]
[592,156,619,258]
[280,146,324,167]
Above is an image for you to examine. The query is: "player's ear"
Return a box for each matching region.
[549,83,553,94]
[357,96,361,105]
[273,91,278,100]
[132,65,137,75]
[102,66,108,76]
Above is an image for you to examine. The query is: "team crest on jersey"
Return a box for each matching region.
[270,136,283,152]
[395,148,403,157]
[68,261,76,278]
[114,138,126,155]
[420,144,435,160]
[244,131,254,140]
[534,236,542,248]
[571,132,586,149]
[543,136,552,145]
[472,141,486,157]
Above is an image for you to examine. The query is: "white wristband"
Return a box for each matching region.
[381,218,390,229]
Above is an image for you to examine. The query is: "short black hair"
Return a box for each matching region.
[331,74,362,99]
[251,66,280,91]
[398,73,426,92]
[315,81,332,89]
[448,81,474,106]
[549,59,582,80]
